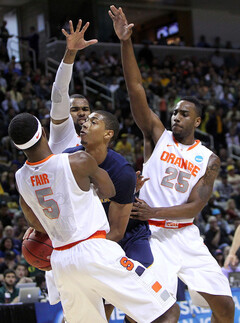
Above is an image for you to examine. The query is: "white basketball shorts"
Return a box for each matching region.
[148,223,232,306]
[50,238,176,323]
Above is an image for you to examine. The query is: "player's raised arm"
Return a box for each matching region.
[69,151,116,199]
[109,5,164,143]
[50,19,98,125]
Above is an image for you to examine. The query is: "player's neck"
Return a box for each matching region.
[85,145,108,165]
[173,134,196,146]
[26,147,53,164]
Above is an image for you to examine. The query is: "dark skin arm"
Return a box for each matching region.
[106,202,132,242]
[109,5,164,161]
[19,196,47,233]
[69,151,115,199]
[52,19,97,125]
[131,154,220,220]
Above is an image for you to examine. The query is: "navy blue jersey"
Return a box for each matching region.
[64,146,153,267]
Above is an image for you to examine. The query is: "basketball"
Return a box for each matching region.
[22,231,53,270]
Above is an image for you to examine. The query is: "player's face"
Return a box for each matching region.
[70,98,91,133]
[80,112,108,147]
[171,100,200,142]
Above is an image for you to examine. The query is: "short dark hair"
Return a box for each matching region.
[95,110,119,142]
[181,96,202,117]
[14,263,28,271]
[70,94,87,100]
[8,113,40,150]
[4,269,16,278]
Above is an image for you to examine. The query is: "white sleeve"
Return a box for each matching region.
[50,60,73,120]
[49,117,79,154]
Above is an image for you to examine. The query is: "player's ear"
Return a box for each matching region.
[104,130,114,141]
[42,127,47,138]
[195,117,201,128]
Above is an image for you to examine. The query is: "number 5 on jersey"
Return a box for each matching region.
[35,187,60,219]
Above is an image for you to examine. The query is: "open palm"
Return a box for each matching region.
[62,19,98,50]
[108,5,134,41]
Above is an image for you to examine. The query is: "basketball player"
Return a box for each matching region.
[48,20,95,154]
[46,19,170,322]
[109,5,234,322]
[64,110,170,321]
[9,113,177,323]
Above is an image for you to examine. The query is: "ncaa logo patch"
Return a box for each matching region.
[195,155,203,163]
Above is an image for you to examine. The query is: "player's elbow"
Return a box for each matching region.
[107,230,125,242]
[100,185,116,199]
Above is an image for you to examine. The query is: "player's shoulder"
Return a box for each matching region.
[207,152,220,170]
[63,145,84,154]
[107,149,129,165]
[107,149,135,173]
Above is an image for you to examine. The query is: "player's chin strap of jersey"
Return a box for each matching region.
[13,117,42,150]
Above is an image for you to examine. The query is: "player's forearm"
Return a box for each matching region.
[121,39,142,89]
[63,48,78,64]
[50,57,73,121]
[152,201,205,220]
[25,217,46,234]
[106,229,124,242]
[229,225,240,255]
[121,39,152,133]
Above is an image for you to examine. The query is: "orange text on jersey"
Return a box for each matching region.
[30,174,50,187]
[160,151,200,177]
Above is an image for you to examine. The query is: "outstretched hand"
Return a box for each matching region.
[224,254,239,269]
[135,171,150,193]
[108,5,134,41]
[131,197,155,221]
[62,19,98,51]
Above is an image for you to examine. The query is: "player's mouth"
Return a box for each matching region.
[78,118,87,124]
[172,123,182,129]
[80,130,87,136]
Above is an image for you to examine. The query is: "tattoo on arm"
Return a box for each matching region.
[197,155,220,202]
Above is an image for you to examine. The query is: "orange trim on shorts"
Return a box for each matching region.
[54,230,106,251]
[148,220,193,229]
[26,154,55,165]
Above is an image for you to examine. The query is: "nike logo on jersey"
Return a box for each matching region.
[167,144,173,147]
[160,151,200,177]
[36,133,40,139]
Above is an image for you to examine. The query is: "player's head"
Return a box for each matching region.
[80,110,119,148]
[8,113,44,153]
[70,94,91,134]
[171,96,202,142]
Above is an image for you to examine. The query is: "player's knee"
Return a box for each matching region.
[152,302,180,323]
[167,303,180,320]
[220,297,235,318]
[212,296,235,320]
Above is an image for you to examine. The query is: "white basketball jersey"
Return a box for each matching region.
[49,117,80,154]
[16,154,109,248]
[139,130,213,223]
